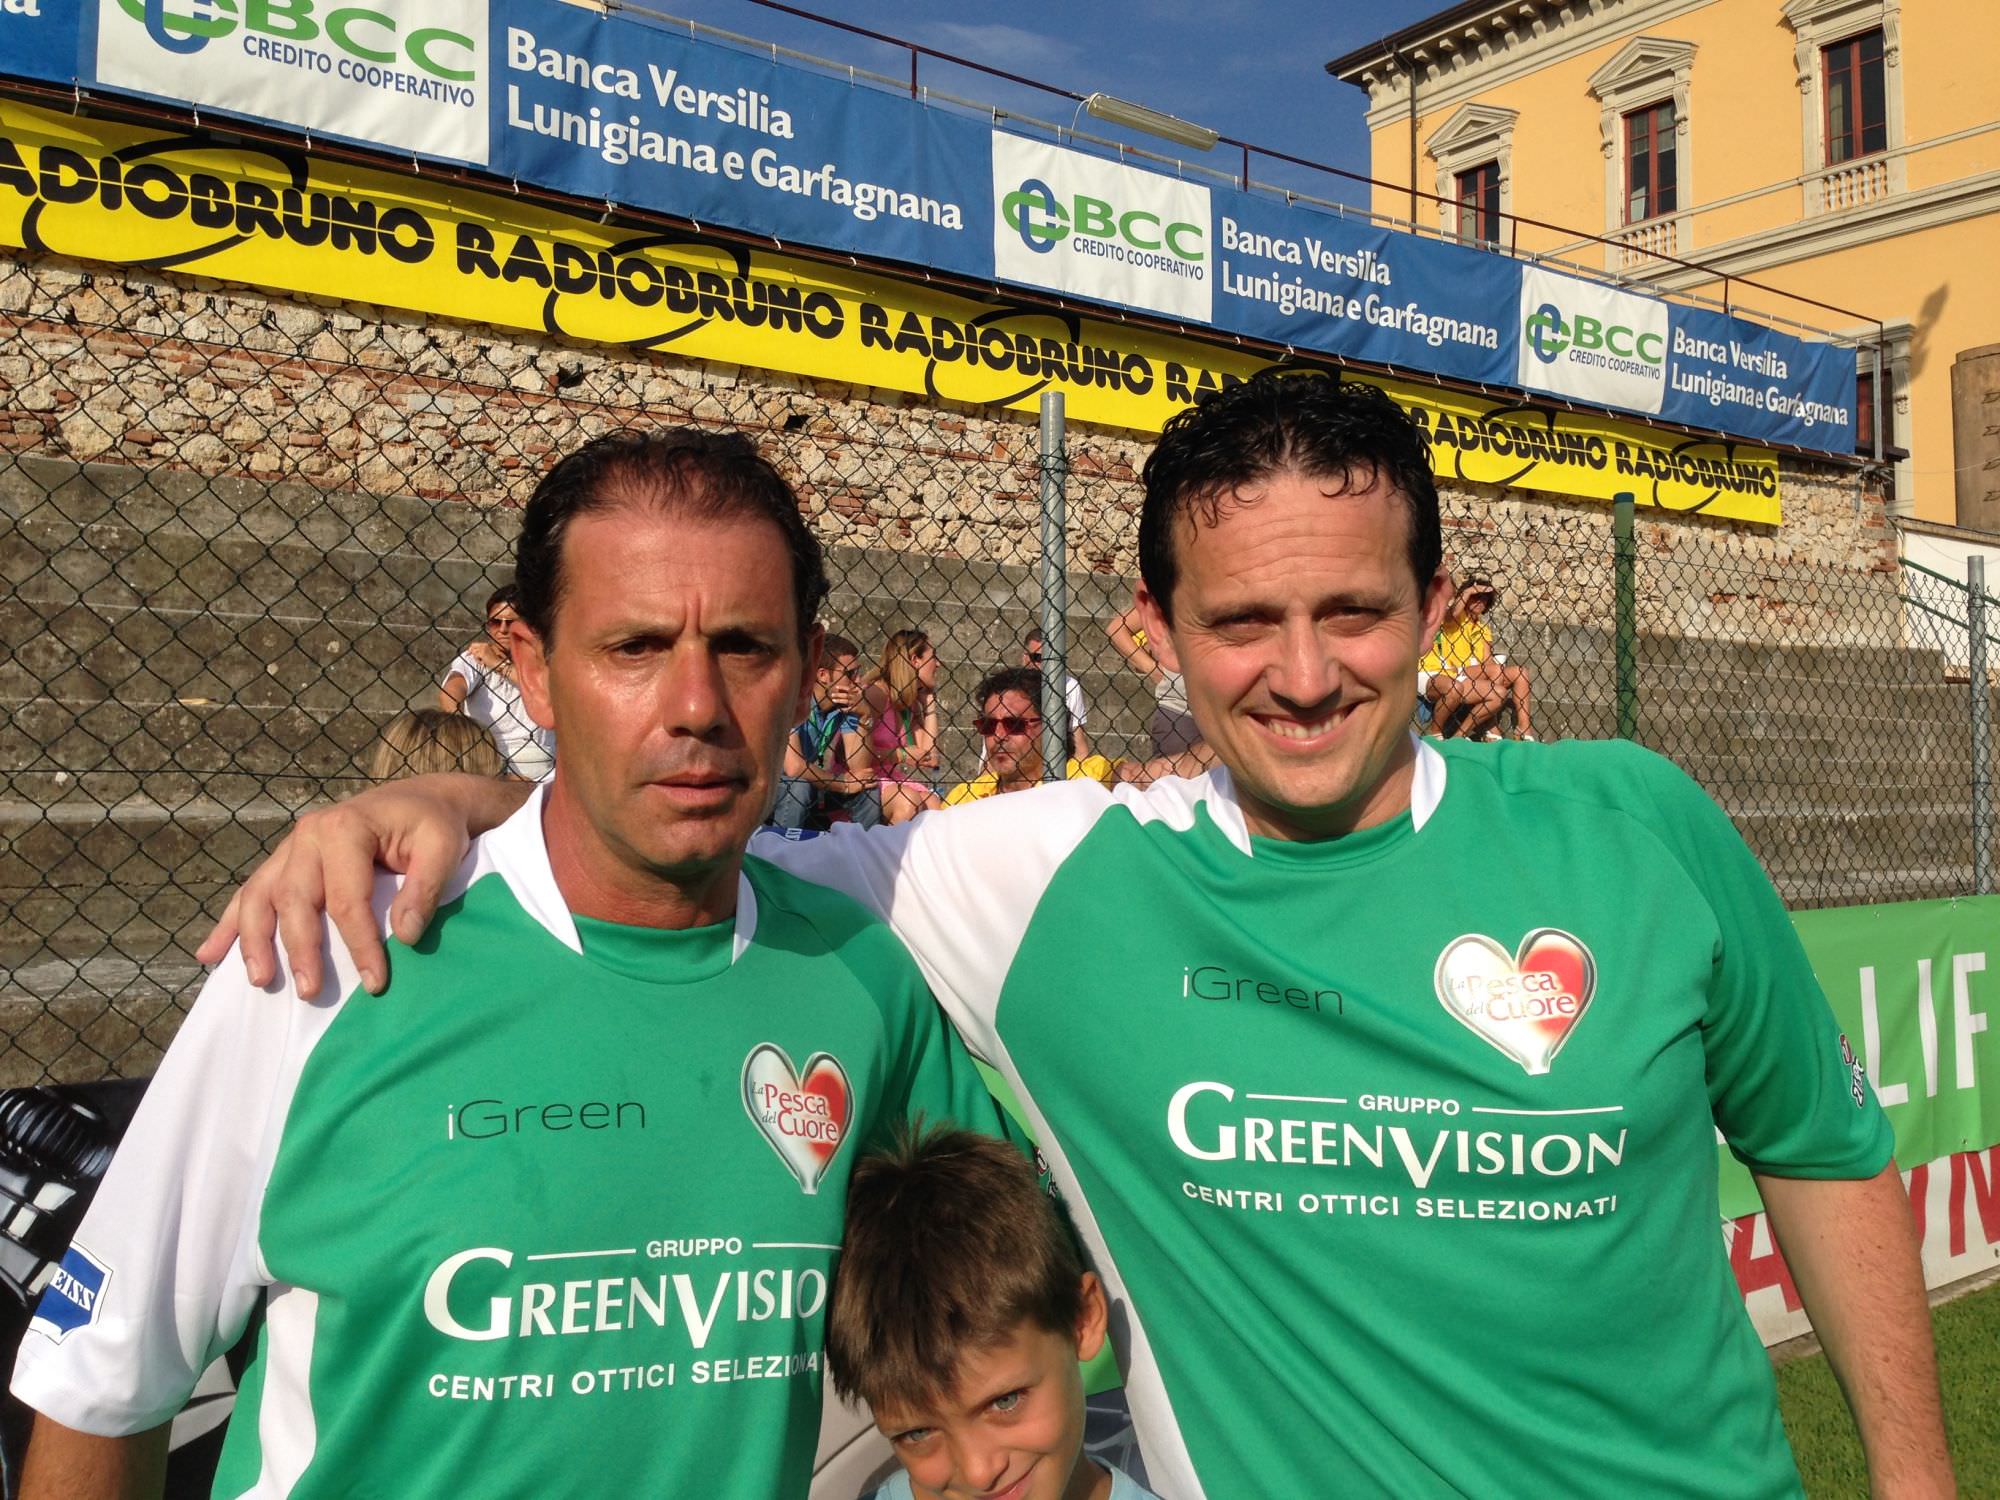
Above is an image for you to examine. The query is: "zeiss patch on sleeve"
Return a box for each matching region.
[30,1245,110,1343]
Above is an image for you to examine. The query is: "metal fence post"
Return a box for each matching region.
[1037,392,1069,783]
[1612,491,1638,741]
[1970,556,1993,893]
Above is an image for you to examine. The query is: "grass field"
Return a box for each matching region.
[1778,1280,2000,1495]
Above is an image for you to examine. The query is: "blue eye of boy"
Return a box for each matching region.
[990,1389,1025,1414]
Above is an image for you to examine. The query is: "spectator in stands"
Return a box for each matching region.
[1106,603,1203,756]
[1022,627,1091,761]
[438,582,556,780]
[1421,574,1536,741]
[364,709,503,782]
[772,632,880,831]
[943,667,1114,804]
[864,628,943,824]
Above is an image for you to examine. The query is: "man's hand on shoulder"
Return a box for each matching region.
[195,773,528,998]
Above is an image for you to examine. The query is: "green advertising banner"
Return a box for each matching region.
[1717,895,2000,1219]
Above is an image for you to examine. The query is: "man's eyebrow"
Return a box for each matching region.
[1207,586,1397,618]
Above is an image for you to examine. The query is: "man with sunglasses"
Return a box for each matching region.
[185,374,1948,1498]
[943,667,1116,805]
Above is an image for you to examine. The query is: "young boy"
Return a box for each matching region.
[773,631,881,830]
[826,1127,1159,1500]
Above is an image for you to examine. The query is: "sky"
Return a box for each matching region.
[645,1,1455,209]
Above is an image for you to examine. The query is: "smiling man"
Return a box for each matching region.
[194,374,1948,1498]
[10,430,1003,1499]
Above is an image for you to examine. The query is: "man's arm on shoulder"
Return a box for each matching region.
[20,1417,169,1500]
[752,780,1120,1050]
[197,772,528,998]
[1755,1167,1953,1497]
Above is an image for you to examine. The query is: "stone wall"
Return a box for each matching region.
[2,243,1891,621]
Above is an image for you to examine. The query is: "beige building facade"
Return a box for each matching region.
[1329,0,2000,527]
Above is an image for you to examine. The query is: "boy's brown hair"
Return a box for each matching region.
[826,1124,1082,1411]
[365,709,504,781]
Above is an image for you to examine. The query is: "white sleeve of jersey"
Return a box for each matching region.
[442,650,480,691]
[751,776,1223,1059]
[8,880,393,1435]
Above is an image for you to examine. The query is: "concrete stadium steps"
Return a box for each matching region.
[4,692,389,808]
[0,792,306,1082]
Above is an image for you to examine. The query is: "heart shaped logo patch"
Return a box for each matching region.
[742,1044,853,1194]
[1433,928,1597,1076]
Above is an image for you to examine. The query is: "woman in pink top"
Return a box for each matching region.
[863,629,943,824]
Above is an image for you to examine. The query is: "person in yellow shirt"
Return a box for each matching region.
[944,668,1117,804]
[1419,575,1535,739]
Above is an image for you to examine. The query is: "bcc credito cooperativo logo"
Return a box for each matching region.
[1523,299,1665,369]
[114,0,476,82]
[1000,176,1205,275]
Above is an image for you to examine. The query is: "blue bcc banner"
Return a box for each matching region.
[1662,302,1857,453]
[0,0,86,86]
[495,6,992,291]
[1203,188,1518,389]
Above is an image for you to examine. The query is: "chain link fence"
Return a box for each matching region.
[1,249,1986,1087]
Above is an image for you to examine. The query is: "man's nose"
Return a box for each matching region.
[661,646,730,735]
[1267,619,1340,708]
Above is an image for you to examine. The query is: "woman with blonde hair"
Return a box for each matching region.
[862,628,943,824]
[365,709,505,782]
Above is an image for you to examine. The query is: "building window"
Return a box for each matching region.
[1624,101,1678,224]
[1456,161,1500,244]
[1587,36,1695,269]
[1427,104,1515,247]
[1823,29,1887,164]
[1786,0,1903,213]
[1849,320,1913,512]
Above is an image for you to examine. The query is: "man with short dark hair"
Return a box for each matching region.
[12,429,1003,1499]
[198,374,1950,1498]
[943,667,1114,804]
[1022,627,1091,762]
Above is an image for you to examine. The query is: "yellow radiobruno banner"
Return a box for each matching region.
[0,99,1781,523]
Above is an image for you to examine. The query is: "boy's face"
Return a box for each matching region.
[817,652,862,709]
[871,1275,1108,1500]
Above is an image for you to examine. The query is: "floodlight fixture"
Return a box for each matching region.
[1082,92,1220,152]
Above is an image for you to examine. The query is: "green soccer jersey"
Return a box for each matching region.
[13,792,1003,1497]
[760,737,1893,1499]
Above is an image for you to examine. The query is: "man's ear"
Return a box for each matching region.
[793,624,825,725]
[1420,569,1454,641]
[1073,1272,1110,1364]
[1133,584,1181,675]
[512,620,556,732]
